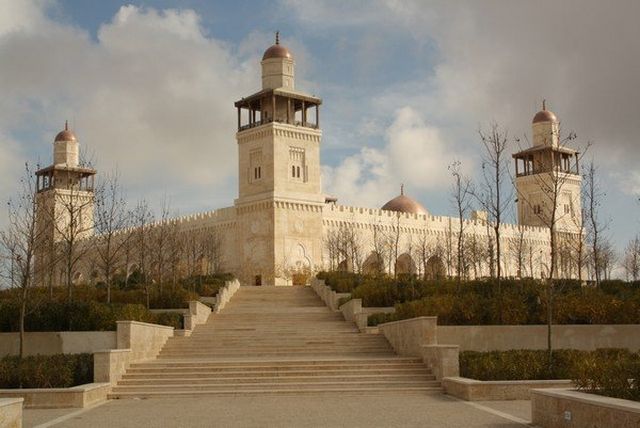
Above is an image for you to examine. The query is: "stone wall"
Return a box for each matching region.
[379,317,438,357]
[438,324,640,352]
[531,388,640,428]
[0,398,22,428]
[0,332,116,357]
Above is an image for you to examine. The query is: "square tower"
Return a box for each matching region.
[233,35,324,286]
[513,105,582,234]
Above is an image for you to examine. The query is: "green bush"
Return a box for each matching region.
[0,301,182,332]
[573,349,640,401]
[316,272,640,326]
[460,349,640,385]
[0,354,93,388]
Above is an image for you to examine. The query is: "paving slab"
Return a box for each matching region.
[31,394,531,428]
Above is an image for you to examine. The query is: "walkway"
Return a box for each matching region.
[25,395,532,427]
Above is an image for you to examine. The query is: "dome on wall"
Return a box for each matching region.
[381,186,428,215]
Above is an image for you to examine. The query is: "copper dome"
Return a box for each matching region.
[532,100,557,124]
[381,186,428,215]
[262,31,292,60]
[532,109,557,124]
[54,121,77,142]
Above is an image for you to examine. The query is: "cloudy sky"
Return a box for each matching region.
[1,0,639,257]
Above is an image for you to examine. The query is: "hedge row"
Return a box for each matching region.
[0,354,93,388]
[0,301,182,332]
[460,349,640,402]
[316,272,640,325]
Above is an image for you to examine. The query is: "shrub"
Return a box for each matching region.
[573,349,640,401]
[0,354,93,388]
[317,273,640,326]
[460,349,639,384]
[0,301,182,332]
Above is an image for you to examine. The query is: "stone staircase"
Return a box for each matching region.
[109,286,440,398]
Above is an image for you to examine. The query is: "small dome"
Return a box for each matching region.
[262,31,292,60]
[532,100,557,124]
[54,121,77,142]
[381,186,428,215]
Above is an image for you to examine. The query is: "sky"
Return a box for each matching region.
[1,0,639,263]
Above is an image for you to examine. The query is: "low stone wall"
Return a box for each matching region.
[95,321,174,385]
[531,388,640,427]
[0,383,110,409]
[423,345,459,380]
[310,278,350,311]
[0,332,116,357]
[443,377,572,401]
[438,324,640,352]
[378,317,438,357]
[184,301,212,330]
[213,279,241,313]
[0,398,22,428]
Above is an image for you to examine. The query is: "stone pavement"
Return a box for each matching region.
[24,395,532,428]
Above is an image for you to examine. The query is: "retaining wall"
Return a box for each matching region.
[438,324,640,352]
[0,332,116,357]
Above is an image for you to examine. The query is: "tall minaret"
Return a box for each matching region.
[513,102,582,233]
[233,34,323,286]
[35,123,97,284]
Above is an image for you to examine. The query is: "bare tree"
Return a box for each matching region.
[94,171,132,303]
[623,235,640,281]
[0,164,46,360]
[201,228,223,275]
[474,124,512,290]
[583,161,609,285]
[150,198,172,295]
[50,170,96,302]
[514,126,586,372]
[133,200,154,308]
[449,161,473,285]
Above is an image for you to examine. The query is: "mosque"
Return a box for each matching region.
[34,35,582,286]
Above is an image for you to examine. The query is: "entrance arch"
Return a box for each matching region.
[362,252,384,275]
[425,255,446,280]
[395,253,416,275]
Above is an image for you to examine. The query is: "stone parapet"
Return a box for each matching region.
[378,316,438,357]
[0,383,109,409]
[0,331,116,357]
[444,377,572,401]
[0,398,22,428]
[213,279,241,313]
[438,324,640,352]
[422,345,459,381]
[531,388,640,427]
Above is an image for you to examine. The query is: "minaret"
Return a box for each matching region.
[513,102,582,233]
[233,34,323,286]
[35,123,97,284]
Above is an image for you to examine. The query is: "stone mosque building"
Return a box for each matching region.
[34,35,583,286]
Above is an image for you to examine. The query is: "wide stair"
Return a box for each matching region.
[109,286,440,397]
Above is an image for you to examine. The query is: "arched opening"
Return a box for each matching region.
[362,252,384,275]
[425,255,446,280]
[395,253,416,276]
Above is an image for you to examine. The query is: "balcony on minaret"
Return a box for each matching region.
[235,89,321,132]
[513,145,580,178]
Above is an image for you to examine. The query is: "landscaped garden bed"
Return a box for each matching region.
[0,354,93,388]
[316,272,640,326]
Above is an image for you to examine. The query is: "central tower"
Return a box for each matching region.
[234,34,324,286]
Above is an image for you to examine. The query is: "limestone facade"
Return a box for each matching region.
[35,37,582,286]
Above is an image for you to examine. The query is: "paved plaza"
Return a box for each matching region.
[24,395,531,428]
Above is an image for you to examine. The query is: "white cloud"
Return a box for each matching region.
[0,2,260,218]
[322,107,470,208]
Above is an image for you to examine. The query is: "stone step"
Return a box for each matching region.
[122,369,433,378]
[111,380,436,392]
[108,386,442,399]
[118,375,438,385]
